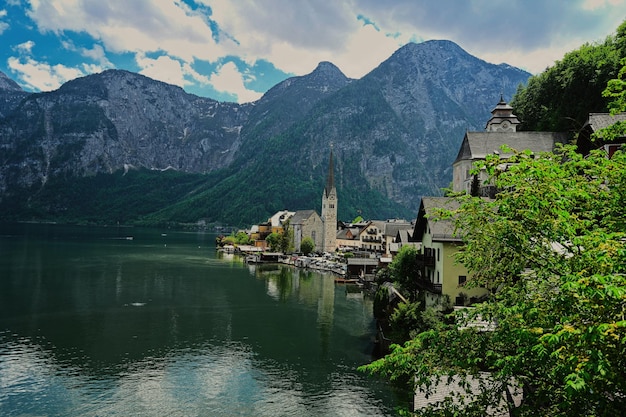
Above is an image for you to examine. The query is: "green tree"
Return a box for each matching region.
[389,245,420,302]
[511,20,625,134]
[300,236,315,255]
[598,58,626,143]
[234,231,251,245]
[265,232,281,252]
[361,144,626,416]
[279,219,294,254]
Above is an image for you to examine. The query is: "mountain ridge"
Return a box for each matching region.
[0,40,531,226]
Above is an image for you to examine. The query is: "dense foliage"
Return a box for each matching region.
[300,236,315,255]
[0,168,209,225]
[361,143,626,416]
[511,20,626,134]
[389,245,421,302]
[0,155,412,228]
[373,246,452,347]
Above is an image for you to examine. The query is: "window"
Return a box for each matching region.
[436,271,440,283]
[458,275,467,286]
[437,248,440,262]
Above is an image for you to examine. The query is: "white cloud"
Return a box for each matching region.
[136,53,212,90]
[7,56,84,91]
[19,0,626,98]
[136,54,189,87]
[0,9,9,35]
[80,44,113,67]
[582,0,626,10]
[205,0,626,80]
[14,40,35,54]
[209,62,262,103]
[27,0,227,62]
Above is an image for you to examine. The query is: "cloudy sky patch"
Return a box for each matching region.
[1,0,625,102]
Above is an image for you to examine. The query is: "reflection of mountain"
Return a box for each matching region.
[0,225,390,413]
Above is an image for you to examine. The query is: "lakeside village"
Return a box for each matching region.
[214,96,626,413]
[218,97,625,302]
[215,97,625,342]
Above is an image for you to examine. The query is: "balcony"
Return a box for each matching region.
[415,253,435,268]
[416,278,442,294]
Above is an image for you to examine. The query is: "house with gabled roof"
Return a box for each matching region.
[452,97,567,196]
[381,219,414,256]
[577,112,626,157]
[412,197,489,307]
[336,225,362,251]
[358,221,385,253]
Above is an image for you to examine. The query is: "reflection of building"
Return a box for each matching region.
[258,266,335,357]
[321,149,337,253]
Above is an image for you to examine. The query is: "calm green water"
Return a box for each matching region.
[0,223,405,416]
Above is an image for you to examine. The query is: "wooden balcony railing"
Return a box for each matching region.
[416,254,435,268]
[416,278,442,294]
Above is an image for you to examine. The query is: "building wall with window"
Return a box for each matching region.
[414,197,489,307]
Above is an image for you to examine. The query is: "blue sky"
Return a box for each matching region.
[1,0,625,103]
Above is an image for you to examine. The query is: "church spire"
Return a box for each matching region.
[324,148,335,197]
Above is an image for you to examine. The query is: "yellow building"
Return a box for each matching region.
[412,197,488,307]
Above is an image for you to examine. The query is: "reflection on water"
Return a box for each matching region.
[0,223,406,416]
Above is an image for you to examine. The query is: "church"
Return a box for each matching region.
[289,149,337,253]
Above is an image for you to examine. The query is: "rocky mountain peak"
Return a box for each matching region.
[309,61,350,84]
[0,40,532,226]
[0,71,23,92]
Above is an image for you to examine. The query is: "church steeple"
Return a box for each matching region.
[321,148,337,253]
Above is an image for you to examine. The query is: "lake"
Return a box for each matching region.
[0,223,406,416]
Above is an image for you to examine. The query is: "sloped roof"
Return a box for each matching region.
[290,210,319,225]
[337,227,359,240]
[453,131,567,164]
[585,112,626,132]
[383,221,413,238]
[268,210,295,227]
[396,229,413,243]
[412,197,462,243]
[577,112,626,155]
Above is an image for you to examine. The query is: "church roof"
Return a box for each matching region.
[490,95,514,113]
[290,210,319,225]
[453,131,567,164]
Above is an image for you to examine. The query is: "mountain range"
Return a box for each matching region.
[0,40,531,227]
